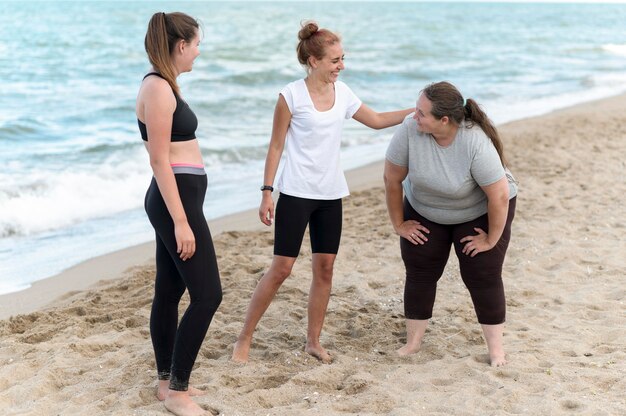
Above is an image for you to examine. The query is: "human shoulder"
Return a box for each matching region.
[279,79,306,113]
[282,78,306,92]
[390,113,418,144]
[142,75,175,102]
[461,122,490,146]
[334,80,356,95]
[280,79,306,100]
[460,123,501,168]
[386,114,415,166]
[403,112,416,125]
[401,113,420,136]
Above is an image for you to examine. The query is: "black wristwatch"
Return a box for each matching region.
[260,185,274,192]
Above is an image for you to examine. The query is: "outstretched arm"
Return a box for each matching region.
[353,104,414,130]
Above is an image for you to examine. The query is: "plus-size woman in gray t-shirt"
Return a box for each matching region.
[384,81,518,367]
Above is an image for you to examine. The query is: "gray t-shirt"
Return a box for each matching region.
[385,115,518,224]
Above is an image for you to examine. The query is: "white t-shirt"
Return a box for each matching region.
[275,79,362,199]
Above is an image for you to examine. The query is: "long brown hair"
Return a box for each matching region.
[422,81,507,167]
[296,20,341,68]
[144,12,199,95]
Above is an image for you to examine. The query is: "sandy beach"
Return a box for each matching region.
[1,94,625,415]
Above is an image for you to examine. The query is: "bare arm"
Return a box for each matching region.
[352,104,414,130]
[259,94,292,226]
[384,160,430,245]
[460,176,510,257]
[142,79,195,260]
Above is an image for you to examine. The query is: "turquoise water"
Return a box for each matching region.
[1,1,625,294]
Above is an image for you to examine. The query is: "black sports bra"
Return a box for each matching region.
[138,73,198,142]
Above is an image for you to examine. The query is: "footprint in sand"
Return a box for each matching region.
[200,403,220,415]
[338,378,369,395]
[560,399,583,411]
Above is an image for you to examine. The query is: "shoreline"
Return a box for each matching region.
[1,90,625,320]
[0,160,386,320]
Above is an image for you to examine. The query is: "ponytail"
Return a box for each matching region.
[464,99,507,167]
[144,12,199,95]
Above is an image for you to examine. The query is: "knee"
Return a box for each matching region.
[461,269,503,289]
[193,288,222,315]
[459,259,503,286]
[313,260,334,283]
[154,286,185,305]
[476,306,505,325]
[268,262,294,284]
[213,288,223,309]
[467,285,505,325]
[405,267,443,285]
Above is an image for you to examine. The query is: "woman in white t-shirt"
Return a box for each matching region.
[232,21,413,363]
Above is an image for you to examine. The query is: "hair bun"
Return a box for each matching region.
[298,21,319,41]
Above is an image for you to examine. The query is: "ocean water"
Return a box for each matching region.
[1,1,625,295]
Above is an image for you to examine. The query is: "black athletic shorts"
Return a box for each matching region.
[274,193,342,257]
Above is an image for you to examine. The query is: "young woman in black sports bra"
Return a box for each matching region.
[136,12,221,416]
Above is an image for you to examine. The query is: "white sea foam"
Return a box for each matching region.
[0,281,30,296]
[488,73,626,125]
[602,43,626,57]
[0,158,151,237]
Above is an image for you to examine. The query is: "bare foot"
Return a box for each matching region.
[231,339,250,363]
[397,342,421,356]
[398,319,428,357]
[490,353,507,367]
[482,323,506,367]
[305,343,333,364]
[157,379,170,401]
[164,390,208,416]
[157,381,206,401]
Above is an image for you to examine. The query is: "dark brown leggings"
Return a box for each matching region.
[401,197,516,325]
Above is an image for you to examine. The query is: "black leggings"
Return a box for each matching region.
[144,169,222,391]
[401,197,516,325]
